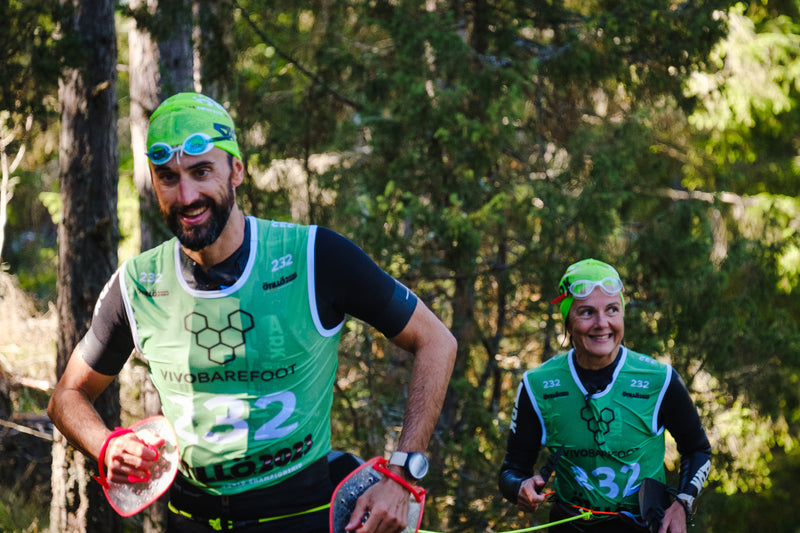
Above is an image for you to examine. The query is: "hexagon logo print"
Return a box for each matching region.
[185,310,255,365]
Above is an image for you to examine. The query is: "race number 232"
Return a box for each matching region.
[571,463,641,499]
[166,392,297,445]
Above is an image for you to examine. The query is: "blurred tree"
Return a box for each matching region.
[671,3,800,529]
[127,0,170,254]
[0,0,64,301]
[0,113,32,263]
[0,0,63,119]
[50,0,121,531]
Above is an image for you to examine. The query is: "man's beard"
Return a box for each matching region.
[163,175,235,252]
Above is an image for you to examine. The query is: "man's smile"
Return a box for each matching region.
[179,205,210,225]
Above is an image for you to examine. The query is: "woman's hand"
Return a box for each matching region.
[516,475,547,513]
[658,500,687,533]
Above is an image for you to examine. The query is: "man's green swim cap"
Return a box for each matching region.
[551,258,625,320]
[147,92,241,160]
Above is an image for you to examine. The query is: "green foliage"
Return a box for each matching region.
[0,486,48,533]
[1,1,63,306]
[685,3,800,193]
[699,444,800,532]
[4,170,58,305]
[0,0,65,121]
[7,0,800,530]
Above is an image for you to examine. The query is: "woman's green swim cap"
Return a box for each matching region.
[551,258,625,319]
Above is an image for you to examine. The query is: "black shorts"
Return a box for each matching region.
[167,456,333,532]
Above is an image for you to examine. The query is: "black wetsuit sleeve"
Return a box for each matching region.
[659,370,712,498]
[499,381,543,503]
[79,270,135,376]
[314,227,417,338]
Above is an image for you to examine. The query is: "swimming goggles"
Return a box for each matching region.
[551,276,624,304]
[146,132,233,165]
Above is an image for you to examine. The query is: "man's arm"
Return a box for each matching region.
[47,270,129,461]
[345,301,456,533]
[48,350,162,484]
[48,269,160,483]
[314,227,456,531]
[389,302,457,452]
[315,226,457,450]
[48,348,116,460]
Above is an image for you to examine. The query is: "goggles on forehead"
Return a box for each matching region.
[146,132,233,165]
[551,276,624,304]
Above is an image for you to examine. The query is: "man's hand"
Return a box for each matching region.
[344,476,412,533]
[516,475,547,513]
[658,500,687,533]
[103,429,165,484]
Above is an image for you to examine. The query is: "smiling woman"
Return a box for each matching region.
[558,260,626,370]
[568,289,625,370]
[498,259,712,533]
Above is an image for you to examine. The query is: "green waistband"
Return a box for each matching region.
[168,501,331,531]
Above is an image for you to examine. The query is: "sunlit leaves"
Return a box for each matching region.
[688,5,800,132]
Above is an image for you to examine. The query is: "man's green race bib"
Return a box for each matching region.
[121,218,342,495]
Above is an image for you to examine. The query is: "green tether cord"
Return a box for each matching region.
[418,509,593,533]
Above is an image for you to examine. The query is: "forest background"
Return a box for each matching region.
[1,0,799,531]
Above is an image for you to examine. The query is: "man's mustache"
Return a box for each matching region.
[170,199,213,217]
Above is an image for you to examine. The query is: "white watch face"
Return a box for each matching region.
[407,453,429,479]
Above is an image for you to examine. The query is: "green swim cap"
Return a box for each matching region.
[552,258,625,319]
[147,92,241,160]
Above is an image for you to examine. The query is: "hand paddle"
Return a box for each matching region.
[97,415,180,517]
[329,456,426,533]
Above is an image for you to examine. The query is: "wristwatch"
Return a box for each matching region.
[388,451,429,481]
[676,493,696,516]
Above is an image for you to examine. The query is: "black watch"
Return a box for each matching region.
[388,451,429,481]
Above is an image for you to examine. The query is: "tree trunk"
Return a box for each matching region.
[195,0,236,100]
[51,0,121,531]
[129,0,170,253]
[127,0,194,256]
[156,0,195,95]
[128,2,168,531]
